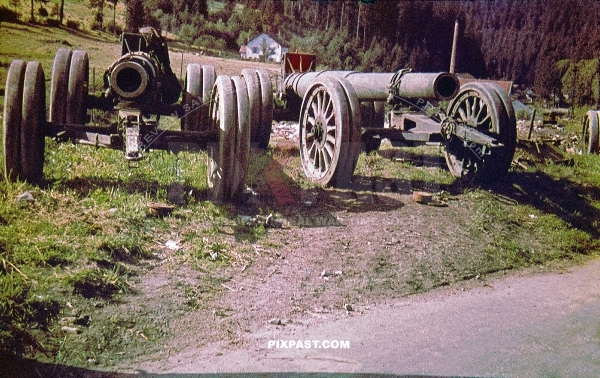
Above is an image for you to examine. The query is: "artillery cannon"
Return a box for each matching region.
[277,58,516,186]
[2,27,273,202]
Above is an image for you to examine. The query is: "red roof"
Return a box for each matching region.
[239,45,247,53]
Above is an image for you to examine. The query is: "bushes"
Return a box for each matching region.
[0,5,20,23]
[65,19,80,30]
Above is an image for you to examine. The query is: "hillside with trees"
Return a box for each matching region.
[2,0,598,106]
[121,0,598,106]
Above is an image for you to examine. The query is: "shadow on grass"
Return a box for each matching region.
[47,176,208,203]
[486,170,600,238]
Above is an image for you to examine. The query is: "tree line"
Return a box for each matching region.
[123,0,598,106]
[4,0,597,105]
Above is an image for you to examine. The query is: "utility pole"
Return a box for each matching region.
[356,1,361,40]
[449,20,459,74]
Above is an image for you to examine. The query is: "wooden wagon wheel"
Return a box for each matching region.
[66,50,89,126]
[299,78,352,186]
[21,61,47,183]
[444,82,515,182]
[3,60,26,181]
[582,110,599,154]
[207,75,236,202]
[49,48,72,124]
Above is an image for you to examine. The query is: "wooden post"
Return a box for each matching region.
[527,108,537,141]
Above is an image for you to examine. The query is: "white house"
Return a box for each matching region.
[240,33,287,63]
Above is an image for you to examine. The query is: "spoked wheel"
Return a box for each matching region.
[49,48,72,124]
[66,50,89,126]
[21,62,47,183]
[582,110,599,154]
[3,60,27,181]
[241,69,273,150]
[361,101,386,153]
[207,75,236,202]
[231,76,251,199]
[444,82,515,182]
[182,64,216,131]
[299,78,353,187]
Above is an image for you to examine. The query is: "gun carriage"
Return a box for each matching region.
[278,52,517,187]
[2,27,273,202]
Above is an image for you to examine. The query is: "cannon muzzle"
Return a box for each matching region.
[107,54,157,101]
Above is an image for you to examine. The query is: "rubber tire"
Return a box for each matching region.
[49,48,72,124]
[66,50,89,126]
[299,78,352,187]
[583,110,599,154]
[3,60,26,181]
[21,61,46,183]
[207,75,236,203]
[231,76,251,199]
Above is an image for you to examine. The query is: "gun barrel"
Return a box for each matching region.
[108,54,157,101]
[283,71,459,102]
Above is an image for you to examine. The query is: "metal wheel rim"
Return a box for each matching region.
[201,65,216,131]
[241,68,261,146]
[299,79,349,185]
[3,60,26,181]
[21,61,46,183]
[49,48,72,124]
[66,50,88,126]
[207,75,235,202]
[231,75,251,198]
[182,63,201,131]
[257,69,273,150]
[335,77,361,187]
[582,111,599,154]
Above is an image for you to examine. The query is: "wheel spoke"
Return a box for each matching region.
[458,107,468,123]
[325,133,336,145]
[324,143,334,164]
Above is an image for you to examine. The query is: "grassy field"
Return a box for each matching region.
[1,14,600,364]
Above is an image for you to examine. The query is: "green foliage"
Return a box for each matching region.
[558,58,600,107]
[125,0,144,32]
[0,5,20,22]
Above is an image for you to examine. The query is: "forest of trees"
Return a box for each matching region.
[124,0,599,106]
[5,0,592,106]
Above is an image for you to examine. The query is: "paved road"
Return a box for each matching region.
[137,260,600,377]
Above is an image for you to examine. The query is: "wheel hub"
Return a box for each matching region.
[312,118,327,149]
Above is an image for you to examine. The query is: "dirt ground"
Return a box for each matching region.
[12,115,581,375]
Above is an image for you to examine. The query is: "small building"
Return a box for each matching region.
[240,33,287,63]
